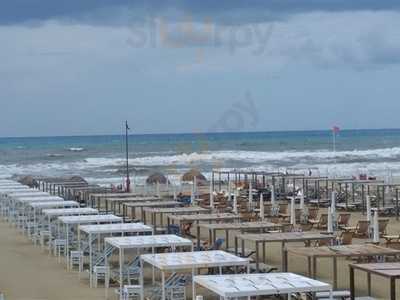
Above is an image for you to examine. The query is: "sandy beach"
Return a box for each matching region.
[0,220,103,300]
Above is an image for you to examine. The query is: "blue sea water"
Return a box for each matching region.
[1,129,400,185]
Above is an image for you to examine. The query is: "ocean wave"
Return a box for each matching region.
[68,147,85,152]
[84,147,400,167]
[2,147,400,182]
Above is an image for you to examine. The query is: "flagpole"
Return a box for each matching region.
[333,129,336,166]
[125,120,130,192]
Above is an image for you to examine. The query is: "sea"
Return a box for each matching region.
[1,129,400,186]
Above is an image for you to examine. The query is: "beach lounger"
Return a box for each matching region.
[338,213,351,229]
[378,218,389,236]
[309,214,328,229]
[337,231,353,245]
[344,220,370,238]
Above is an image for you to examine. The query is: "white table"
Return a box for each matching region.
[0,187,32,218]
[42,208,99,250]
[105,235,193,299]
[29,201,79,237]
[193,273,333,299]
[13,196,64,229]
[78,223,154,286]
[57,214,122,262]
[140,250,249,300]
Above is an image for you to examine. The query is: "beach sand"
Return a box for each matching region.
[1,211,400,300]
[0,221,102,300]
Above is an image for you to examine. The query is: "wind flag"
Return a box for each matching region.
[332,126,340,134]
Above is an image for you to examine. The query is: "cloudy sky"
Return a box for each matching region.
[1,1,400,137]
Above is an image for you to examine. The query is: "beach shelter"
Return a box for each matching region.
[182,169,206,182]
[146,172,169,185]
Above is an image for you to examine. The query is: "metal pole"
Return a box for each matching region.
[125,121,130,193]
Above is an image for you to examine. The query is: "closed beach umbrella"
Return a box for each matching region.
[249,181,253,206]
[173,184,177,200]
[331,190,336,227]
[227,180,231,201]
[191,181,195,203]
[193,176,197,199]
[271,185,276,205]
[260,193,265,221]
[327,207,333,233]
[373,208,380,243]
[290,197,296,225]
[366,195,371,223]
[233,189,238,214]
[209,181,214,208]
[331,191,336,215]
[300,190,305,210]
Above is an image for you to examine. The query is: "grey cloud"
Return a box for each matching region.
[2,1,400,26]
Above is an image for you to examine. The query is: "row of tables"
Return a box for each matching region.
[0,179,337,300]
[3,179,400,299]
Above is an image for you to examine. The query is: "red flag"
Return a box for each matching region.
[332,126,340,134]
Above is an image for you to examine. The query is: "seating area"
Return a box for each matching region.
[2,174,400,300]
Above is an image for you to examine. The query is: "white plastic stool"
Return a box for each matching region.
[93,266,110,288]
[39,230,51,249]
[69,250,83,271]
[53,239,67,261]
[121,285,142,300]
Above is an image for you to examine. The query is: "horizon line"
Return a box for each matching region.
[0,127,400,139]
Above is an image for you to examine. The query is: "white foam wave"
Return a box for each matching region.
[2,147,400,183]
[84,147,400,167]
[68,147,85,152]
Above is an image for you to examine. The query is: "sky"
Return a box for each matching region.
[1,1,400,137]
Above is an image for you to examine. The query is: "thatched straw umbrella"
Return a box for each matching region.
[146,172,169,185]
[68,176,88,184]
[181,169,206,182]
[18,175,38,188]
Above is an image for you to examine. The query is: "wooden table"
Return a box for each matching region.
[103,196,161,215]
[287,244,400,290]
[89,192,148,209]
[235,232,335,272]
[168,213,242,249]
[122,201,182,221]
[143,206,209,229]
[199,221,281,251]
[350,263,400,300]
